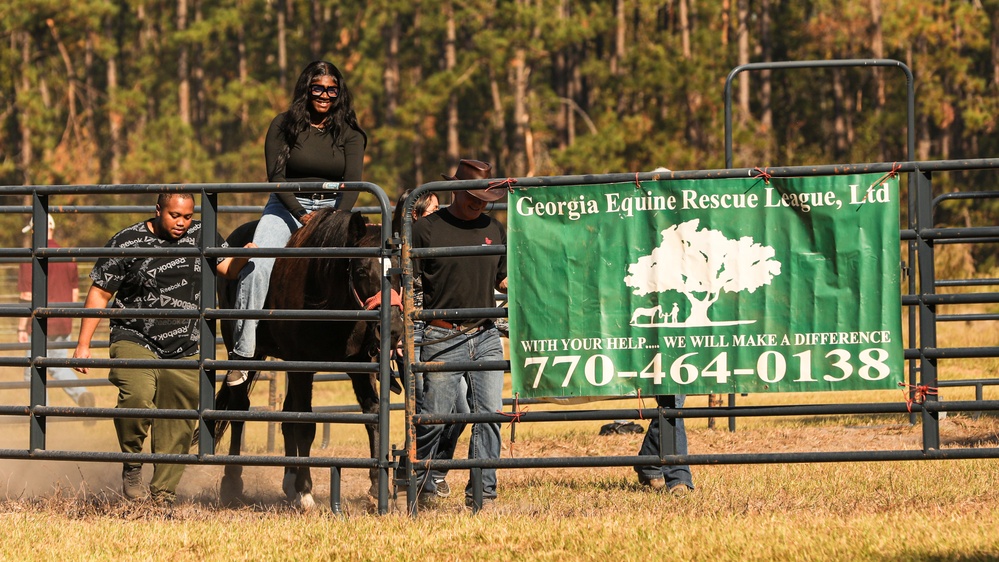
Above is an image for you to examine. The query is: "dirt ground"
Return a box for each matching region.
[1,411,995,514]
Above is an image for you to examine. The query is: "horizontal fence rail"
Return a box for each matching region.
[395,157,999,513]
[2,156,998,516]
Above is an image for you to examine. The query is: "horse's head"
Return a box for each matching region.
[349,242,404,357]
[290,209,403,357]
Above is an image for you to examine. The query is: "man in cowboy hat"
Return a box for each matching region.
[412,158,508,512]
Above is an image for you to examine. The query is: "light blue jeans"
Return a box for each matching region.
[24,334,87,403]
[634,394,694,489]
[415,324,504,499]
[231,193,340,358]
[410,323,469,483]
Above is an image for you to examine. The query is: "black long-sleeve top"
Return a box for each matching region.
[264,112,365,218]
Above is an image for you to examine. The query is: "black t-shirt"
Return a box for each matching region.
[412,209,507,311]
[264,111,365,217]
[90,219,226,359]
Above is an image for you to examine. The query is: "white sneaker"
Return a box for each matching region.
[225,369,249,386]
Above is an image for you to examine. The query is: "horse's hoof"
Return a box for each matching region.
[283,473,297,502]
[219,475,244,506]
[296,492,316,511]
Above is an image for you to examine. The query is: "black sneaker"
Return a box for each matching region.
[122,467,146,500]
[433,478,451,498]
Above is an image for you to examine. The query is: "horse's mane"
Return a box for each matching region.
[287,207,368,250]
[275,208,377,309]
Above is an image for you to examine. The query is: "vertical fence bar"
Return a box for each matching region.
[376,188,395,514]
[657,395,679,463]
[469,467,484,512]
[330,466,342,515]
[267,373,277,452]
[28,194,50,451]
[914,168,940,450]
[199,189,219,456]
[400,187,419,516]
[722,58,917,432]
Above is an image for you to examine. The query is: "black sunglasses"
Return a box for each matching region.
[309,84,340,98]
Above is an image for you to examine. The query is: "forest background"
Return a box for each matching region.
[1,0,997,257]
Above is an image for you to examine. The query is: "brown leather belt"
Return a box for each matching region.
[428,319,491,331]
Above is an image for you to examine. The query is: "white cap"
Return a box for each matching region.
[22,215,56,233]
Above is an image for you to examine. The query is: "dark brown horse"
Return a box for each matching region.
[215,208,402,510]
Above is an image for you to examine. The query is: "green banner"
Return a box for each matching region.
[508,174,903,398]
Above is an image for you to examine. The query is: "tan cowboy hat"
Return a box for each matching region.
[441,159,505,202]
[22,215,55,233]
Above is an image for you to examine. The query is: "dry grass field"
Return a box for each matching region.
[1,376,999,561]
[1,297,999,560]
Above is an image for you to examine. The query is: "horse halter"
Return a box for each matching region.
[347,257,402,311]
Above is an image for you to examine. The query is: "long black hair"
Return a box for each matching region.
[272,61,367,180]
[391,188,438,236]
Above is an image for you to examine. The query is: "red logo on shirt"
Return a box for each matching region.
[485,237,493,245]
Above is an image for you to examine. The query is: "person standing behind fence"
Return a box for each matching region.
[18,215,94,408]
[412,159,508,511]
[634,166,694,497]
[72,193,252,505]
[225,60,367,385]
[634,394,694,495]
[394,188,467,498]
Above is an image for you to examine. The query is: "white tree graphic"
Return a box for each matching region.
[624,219,782,326]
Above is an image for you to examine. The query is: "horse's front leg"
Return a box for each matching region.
[282,371,316,509]
[216,372,255,506]
[350,372,380,498]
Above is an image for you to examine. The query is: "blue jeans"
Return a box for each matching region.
[410,323,469,482]
[634,395,693,489]
[415,324,503,499]
[231,193,340,358]
[24,334,87,403]
[416,374,469,482]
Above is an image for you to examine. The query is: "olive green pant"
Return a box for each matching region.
[109,340,199,500]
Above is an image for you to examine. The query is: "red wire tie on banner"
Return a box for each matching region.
[636,169,671,189]
[753,166,772,184]
[856,162,902,211]
[499,393,527,455]
[486,177,518,194]
[898,382,938,413]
